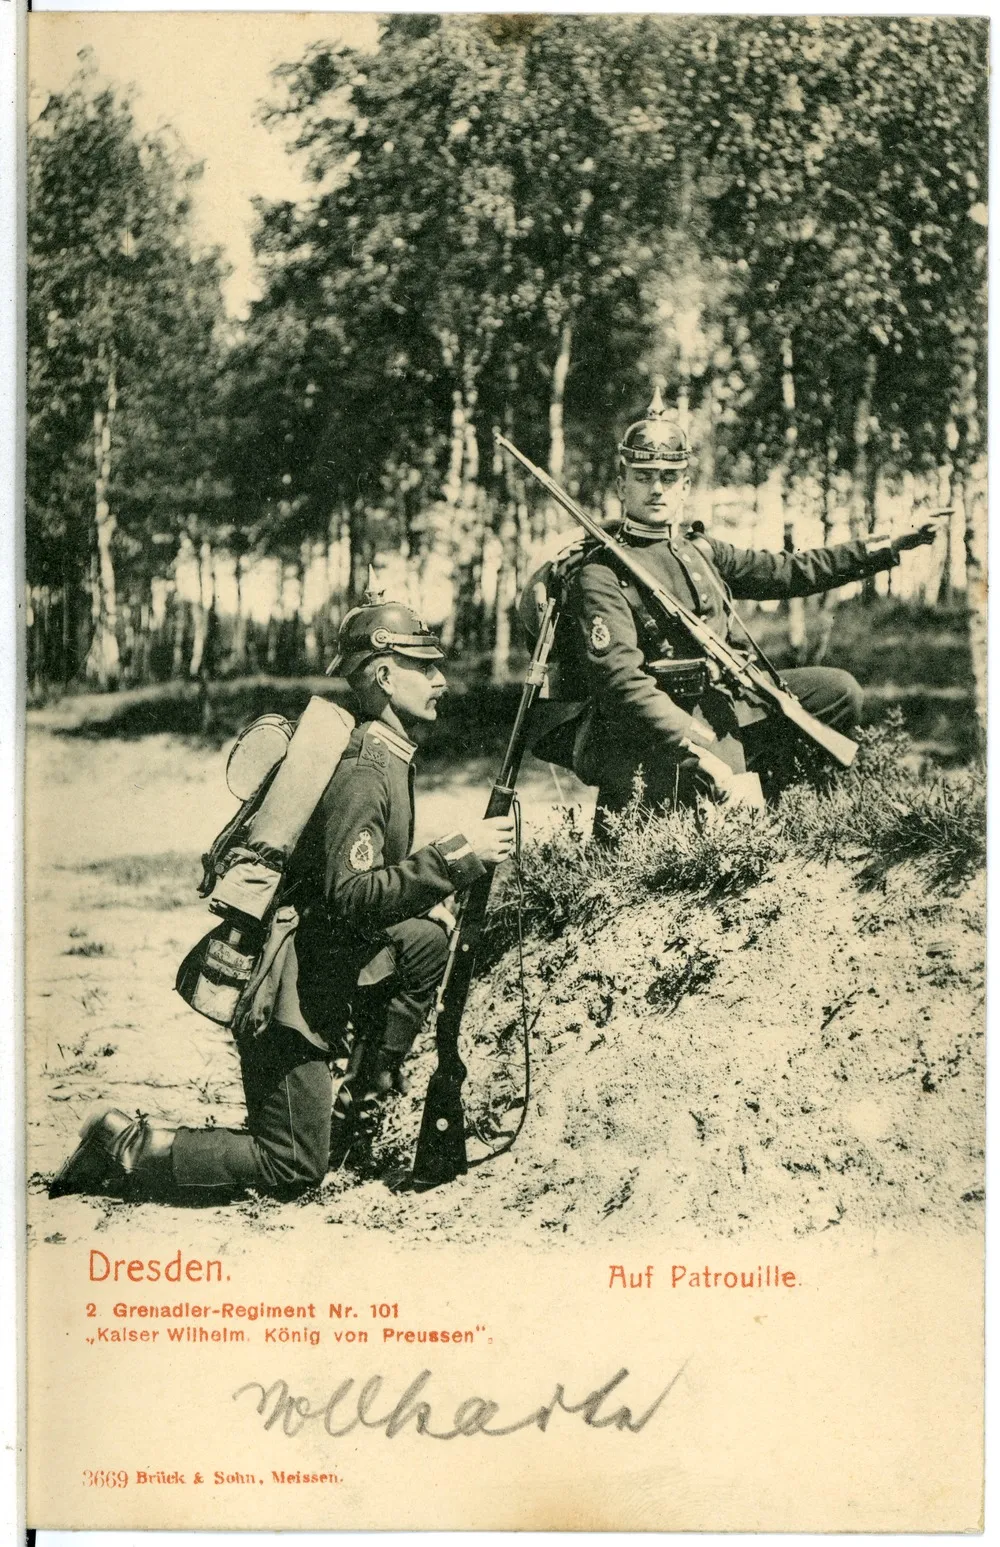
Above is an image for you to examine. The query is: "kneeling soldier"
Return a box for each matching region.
[51,588,514,1202]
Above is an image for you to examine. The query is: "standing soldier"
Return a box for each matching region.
[561,390,943,830]
[50,587,515,1202]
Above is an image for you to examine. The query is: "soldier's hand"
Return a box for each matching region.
[426,901,457,935]
[893,509,952,554]
[466,816,517,866]
[686,746,735,803]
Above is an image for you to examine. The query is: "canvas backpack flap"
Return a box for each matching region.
[210,849,283,921]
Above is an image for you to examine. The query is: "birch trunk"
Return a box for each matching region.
[301,540,319,671]
[134,595,152,686]
[546,320,573,536]
[461,384,483,647]
[491,500,518,684]
[231,553,249,672]
[439,385,467,651]
[84,365,121,688]
[959,377,986,749]
[929,459,955,603]
[188,538,214,679]
[61,549,73,686]
[677,352,691,439]
[348,500,369,607]
[854,354,879,603]
[964,466,987,752]
[810,442,838,665]
[171,590,187,678]
[779,337,805,657]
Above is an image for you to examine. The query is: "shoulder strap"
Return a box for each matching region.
[688,533,716,565]
[678,526,787,687]
[549,536,592,591]
[198,769,276,899]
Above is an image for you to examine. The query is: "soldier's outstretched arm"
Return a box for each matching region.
[567,562,700,752]
[317,760,486,940]
[706,533,902,602]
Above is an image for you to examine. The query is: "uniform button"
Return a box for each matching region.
[700,592,710,605]
[620,579,628,588]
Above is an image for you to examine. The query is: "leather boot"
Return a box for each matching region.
[329,1043,383,1177]
[50,1106,177,1201]
[372,1047,409,1096]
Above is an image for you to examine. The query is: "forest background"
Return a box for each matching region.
[26,13,988,764]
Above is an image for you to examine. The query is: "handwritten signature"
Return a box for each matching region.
[233,1364,686,1441]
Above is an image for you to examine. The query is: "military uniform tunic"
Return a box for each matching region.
[170,713,483,1197]
[292,716,485,1043]
[564,525,898,814]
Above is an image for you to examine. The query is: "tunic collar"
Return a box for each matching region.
[366,719,416,765]
[621,517,675,542]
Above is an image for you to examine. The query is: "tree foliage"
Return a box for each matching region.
[25,18,987,692]
[27,56,229,683]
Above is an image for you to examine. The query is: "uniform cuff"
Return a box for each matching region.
[683,713,717,749]
[863,535,899,570]
[433,832,487,889]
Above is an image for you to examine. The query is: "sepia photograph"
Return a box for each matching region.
[23,8,987,1532]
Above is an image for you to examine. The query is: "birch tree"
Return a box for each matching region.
[27,58,229,687]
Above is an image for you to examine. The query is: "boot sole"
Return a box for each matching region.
[49,1108,135,1199]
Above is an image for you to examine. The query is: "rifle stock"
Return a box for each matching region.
[777,693,859,768]
[494,430,859,770]
[411,603,559,1191]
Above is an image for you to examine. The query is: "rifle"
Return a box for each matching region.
[494,430,859,769]
[410,595,560,1191]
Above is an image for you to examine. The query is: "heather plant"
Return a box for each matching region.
[777,712,986,892]
[486,718,984,963]
[486,776,788,958]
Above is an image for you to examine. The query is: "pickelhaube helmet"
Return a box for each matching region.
[327,567,444,678]
[618,386,689,470]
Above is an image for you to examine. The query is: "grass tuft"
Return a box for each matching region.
[485,714,984,962]
[776,712,986,892]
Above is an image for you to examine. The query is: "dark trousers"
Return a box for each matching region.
[171,917,448,1197]
[739,666,862,797]
[593,667,863,832]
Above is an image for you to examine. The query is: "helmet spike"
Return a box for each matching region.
[362,563,386,607]
[646,383,666,418]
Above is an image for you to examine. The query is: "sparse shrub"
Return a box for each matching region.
[78,852,196,887]
[71,851,199,910]
[638,800,784,898]
[645,943,718,1010]
[484,714,984,964]
[485,779,787,958]
[777,713,986,892]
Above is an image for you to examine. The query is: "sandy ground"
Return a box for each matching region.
[26,729,984,1252]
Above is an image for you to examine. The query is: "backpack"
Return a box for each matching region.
[176,697,355,1031]
[516,538,597,772]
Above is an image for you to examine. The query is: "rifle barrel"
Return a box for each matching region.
[411,594,560,1189]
